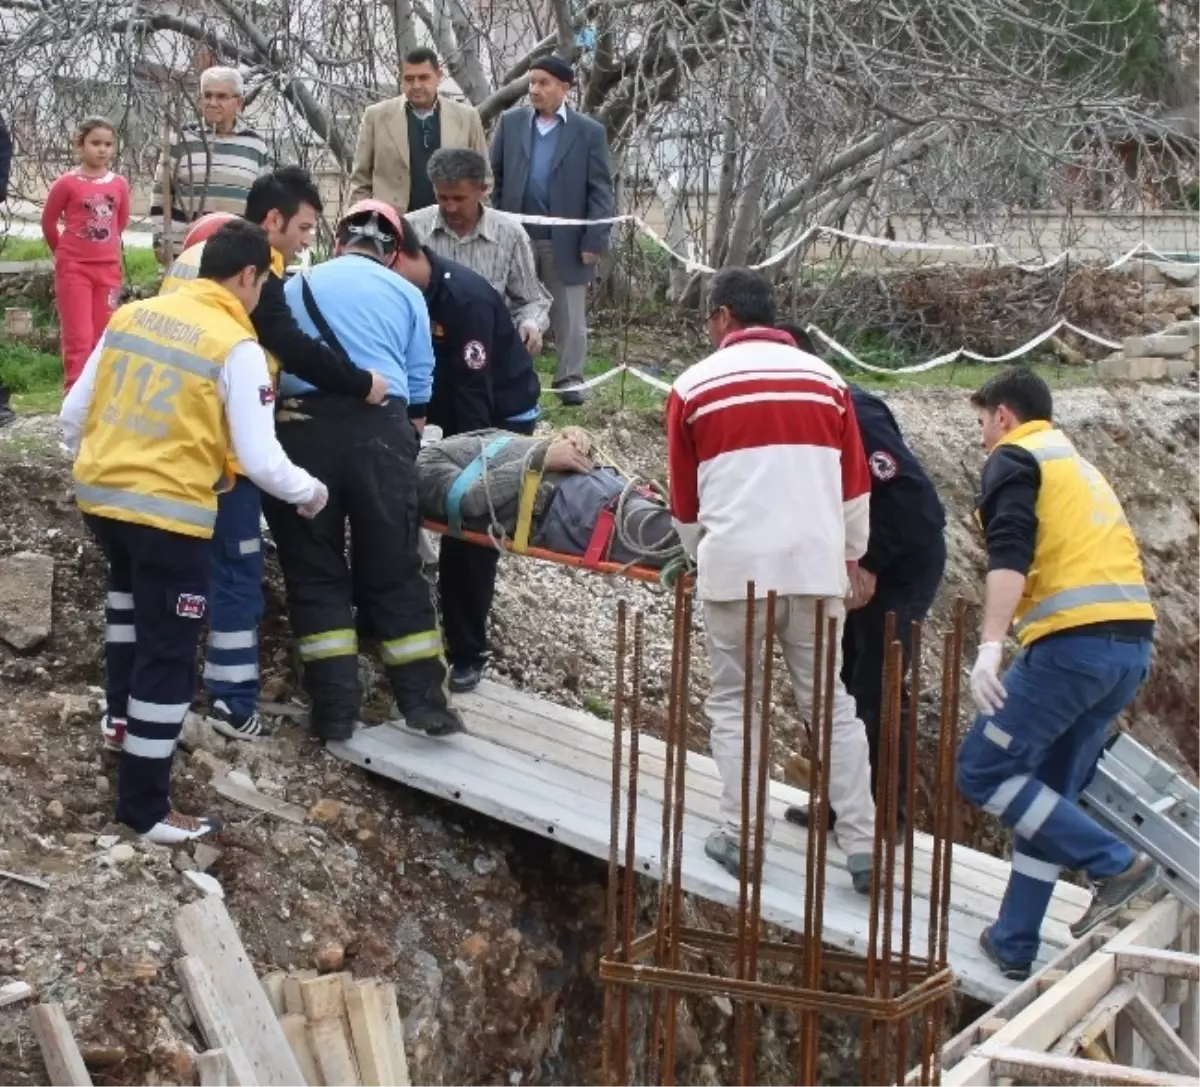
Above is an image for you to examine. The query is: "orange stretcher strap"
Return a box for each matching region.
[583,507,617,569]
[422,520,663,584]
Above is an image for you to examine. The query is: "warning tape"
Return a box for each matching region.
[550,317,1146,392]
[503,211,1197,275]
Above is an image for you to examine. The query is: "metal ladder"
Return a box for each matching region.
[1079,731,1199,913]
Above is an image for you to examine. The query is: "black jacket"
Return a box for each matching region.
[252,271,372,399]
[850,385,946,580]
[0,115,11,203]
[423,249,542,436]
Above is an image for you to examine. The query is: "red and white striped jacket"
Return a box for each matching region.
[666,327,871,601]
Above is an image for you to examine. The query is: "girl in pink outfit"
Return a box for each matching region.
[41,117,130,392]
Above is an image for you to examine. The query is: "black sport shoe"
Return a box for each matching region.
[785,804,906,845]
[205,700,270,742]
[979,926,1032,981]
[449,663,484,694]
[552,380,587,406]
[1070,854,1159,939]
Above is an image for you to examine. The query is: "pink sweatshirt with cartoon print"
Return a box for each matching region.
[41,170,130,264]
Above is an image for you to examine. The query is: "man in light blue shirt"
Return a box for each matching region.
[263,199,462,741]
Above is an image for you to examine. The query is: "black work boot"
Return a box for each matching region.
[392,663,463,737]
[449,661,484,694]
[309,705,356,743]
[1070,854,1159,938]
[404,702,464,736]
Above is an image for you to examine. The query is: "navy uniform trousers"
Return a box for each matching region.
[86,514,210,832]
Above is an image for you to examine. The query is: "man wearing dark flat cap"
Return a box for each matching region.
[490,55,614,406]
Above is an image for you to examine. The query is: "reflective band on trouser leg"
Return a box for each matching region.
[119,698,190,831]
[991,839,1063,966]
[380,630,444,666]
[1013,583,1152,636]
[445,435,515,536]
[104,588,136,719]
[298,629,359,661]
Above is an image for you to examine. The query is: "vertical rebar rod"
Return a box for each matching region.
[603,600,628,1087]
[617,611,644,1087]
[663,583,694,1085]
[896,619,923,1085]
[797,598,826,1086]
[877,636,905,1085]
[649,590,687,1084]
[861,610,898,1083]
[733,582,757,1077]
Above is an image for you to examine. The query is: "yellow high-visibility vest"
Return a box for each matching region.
[995,420,1155,646]
[160,243,284,479]
[73,279,258,538]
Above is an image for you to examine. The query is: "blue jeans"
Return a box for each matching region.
[956,631,1151,965]
[203,477,264,717]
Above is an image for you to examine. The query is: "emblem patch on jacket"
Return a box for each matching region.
[463,340,488,370]
[176,593,207,619]
[869,451,898,481]
[259,385,276,406]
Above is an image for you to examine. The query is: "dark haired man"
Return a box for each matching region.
[162,166,387,741]
[60,220,327,844]
[665,268,877,893]
[266,199,462,741]
[390,215,542,692]
[350,48,489,214]
[958,366,1157,980]
[775,324,946,841]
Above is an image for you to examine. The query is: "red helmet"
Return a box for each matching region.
[183,211,237,250]
[336,199,406,261]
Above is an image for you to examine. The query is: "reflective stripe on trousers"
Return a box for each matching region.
[380,630,444,667]
[299,629,358,660]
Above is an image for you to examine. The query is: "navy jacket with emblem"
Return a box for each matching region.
[850,384,946,581]
[423,248,542,436]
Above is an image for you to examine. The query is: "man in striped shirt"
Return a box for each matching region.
[666,268,878,893]
[150,67,270,261]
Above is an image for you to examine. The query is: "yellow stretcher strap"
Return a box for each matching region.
[513,467,541,554]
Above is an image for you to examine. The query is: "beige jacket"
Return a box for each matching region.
[349,94,489,212]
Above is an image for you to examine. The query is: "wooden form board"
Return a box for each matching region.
[940,897,1200,1086]
[28,1004,93,1087]
[329,678,1092,1005]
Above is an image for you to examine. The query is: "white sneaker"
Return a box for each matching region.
[100,714,127,753]
[141,811,221,845]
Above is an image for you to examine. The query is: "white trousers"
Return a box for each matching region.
[702,595,877,856]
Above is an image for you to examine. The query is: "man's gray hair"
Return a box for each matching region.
[427,148,489,187]
[201,66,245,98]
[706,267,776,327]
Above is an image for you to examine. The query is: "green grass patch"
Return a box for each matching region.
[0,343,61,395]
[535,343,665,429]
[0,237,160,290]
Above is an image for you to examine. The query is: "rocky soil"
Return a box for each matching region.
[0,376,1196,1086]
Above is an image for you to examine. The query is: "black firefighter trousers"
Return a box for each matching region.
[262,396,449,733]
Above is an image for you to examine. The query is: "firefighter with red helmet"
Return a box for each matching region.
[264,199,462,740]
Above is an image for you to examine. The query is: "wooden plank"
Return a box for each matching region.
[1049,981,1137,1057]
[308,1017,361,1087]
[1123,990,1200,1077]
[345,980,393,1086]
[943,900,1183,1086]
[0,981,33,1007]
[0,868,50,891]
[212,776,306,824]
[197,1050,229,1087]
[1116,946,1200,981]
[377,983,412,1087]
[300,973,350,1021]
[1180,915,1199,1057]
[28,1004,93,1087]
[175,958,257,1087]
[280,1014,323,1086]
[284,970,318,1015]
[175,898,306,1086]
[260,970,287,1016]
[985,1044,1199,1086]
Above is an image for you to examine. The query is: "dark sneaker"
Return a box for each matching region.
[405,703,464,736]
[205,700,270,742]
[979,925,1032,981]
[786,804,906,844]
[846,852,874,895]
[141,810,222,845]
[704,829,743,878]
[100,714,127,753]
[1070,854,1159,939]
[449,663,484,694]
[552,380,587,407]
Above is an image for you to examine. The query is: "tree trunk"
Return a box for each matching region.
[724,88,782,267]
[389,0,419,58]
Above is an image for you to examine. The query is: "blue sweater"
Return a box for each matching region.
[521,121,561,241]
[279,255,435,411]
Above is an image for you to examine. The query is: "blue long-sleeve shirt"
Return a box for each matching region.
[280,253,435,414]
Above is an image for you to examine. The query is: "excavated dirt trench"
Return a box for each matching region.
[0,377,1195,1086]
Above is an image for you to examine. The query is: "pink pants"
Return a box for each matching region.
[55,262,122,392]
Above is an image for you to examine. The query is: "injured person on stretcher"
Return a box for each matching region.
[416,426,682,571]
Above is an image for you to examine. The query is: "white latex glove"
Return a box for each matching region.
[970,642,1007,715]
[297,480,329,520]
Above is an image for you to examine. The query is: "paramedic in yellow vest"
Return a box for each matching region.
[60,220,328,845]
[956,367,1157,982]
[161,170,387,744]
